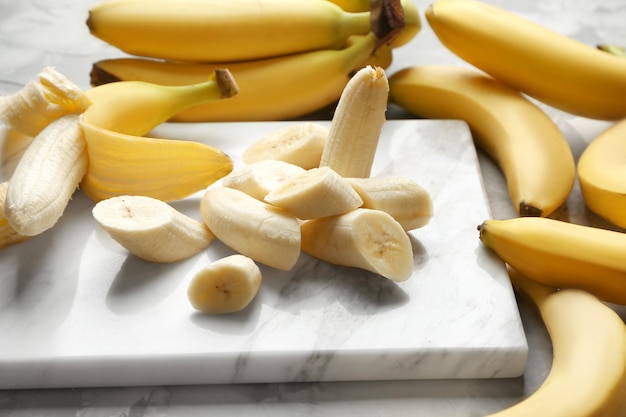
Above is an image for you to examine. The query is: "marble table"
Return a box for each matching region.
[1,0,626,415]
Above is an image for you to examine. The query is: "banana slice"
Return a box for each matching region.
[301,208,413,281]
[347,176,433,230]
[222,160,306,201]
[264,166,363,219]
[241,122,328,169]
[188,254,262,314]
[200,186,301,271]
[92,195,214,263]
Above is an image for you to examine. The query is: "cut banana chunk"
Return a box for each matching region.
[242,122,329,169]
[347,176,433,230]
[264,166,363,219]
[222,160,306,201]
[188,254,262,314]
[200,186,301,271]
[92,195,214,263]
[301,208,413,281]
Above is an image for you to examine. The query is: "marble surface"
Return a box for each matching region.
[1,0,626,415]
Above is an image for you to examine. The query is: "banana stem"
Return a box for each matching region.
[507,266,557,309]
[175,68,238,105]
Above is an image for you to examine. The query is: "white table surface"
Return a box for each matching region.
[1,0,625,415]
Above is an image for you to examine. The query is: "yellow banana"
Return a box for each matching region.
[478,217,626,305]
[89,33,388,121]
[577,119,626,229]
[389,65,574,217]
[87,0,374,62]
[491,268,626,417]
[84,69,237,135]
[425,0,626,120]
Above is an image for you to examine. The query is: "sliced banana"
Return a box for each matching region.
[264,166,363,219]
[188,254,262,314]
[347,176,433,230]
[200,186,301,271]
[222,159,306,201]
[92,195,214,263]
[241,122,329,169]
[300,208,414,281]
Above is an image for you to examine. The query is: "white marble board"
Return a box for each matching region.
[0,120,528,389]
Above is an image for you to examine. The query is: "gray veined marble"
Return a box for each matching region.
[0,120,528,389]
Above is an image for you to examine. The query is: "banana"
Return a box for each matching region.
[79,120,233,203]
[490,268,626,417]
[241,123,329,169]
[0,66,91,137]
[388,65,575,217]
[1,127,34,180]
[264,166,363,219]
[4,115,87,236]
[88,33,389,122]
[478,217,626,305]
[425,0,626,120]
[300,208,413,281]
[222,160,307,201]
[347,176,432,231]
[84,69,237,135]
[92,195,214,263]
[200,186,301,271]
[319,65,388,178]
[87,0,376,62]
[0,181,30,249]
[187,254,262,314]
[577,119,626,229]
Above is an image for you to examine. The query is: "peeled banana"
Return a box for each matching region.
[577,119,626,229]
[478,217,626,305]
[0,181,30,249]
[425,0,626,120]
[389,65,575,217]
[92,195,215,263]
[491,268,626,417]
[301,208,413,281]
[320,65,389,178]
[188,254,262,314]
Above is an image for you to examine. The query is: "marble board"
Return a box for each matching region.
[0,120,528,389]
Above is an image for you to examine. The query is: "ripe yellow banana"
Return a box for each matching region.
[320,65,389,178]
[90,33,388,121]
[84,69,237,135]
[388,65,575,217]
[92,195,215,263]
[188,254,262,314]
[301,208,413,281]
[4,115,88,237]
[200,186,301,271]
[80,120,232,203]
[491,268,626,417]
[87,0,374,62]
[425,0,626,120]
[577,119,626,229]
[478,217,626,305]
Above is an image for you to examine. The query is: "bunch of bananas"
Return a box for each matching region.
[85,0,421,121]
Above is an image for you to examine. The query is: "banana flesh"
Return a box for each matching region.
[264,166,363,220]
[426,0,626,120]
[222,160,307,201]
[200,186,301,271]
[4,115,88,236]
[577,119,626,229]
[389,65,575,217]
[87,0,373,62]
[347,176,433,231]
[320,65,389,178]
[0,181,30,249]
[241,123,329,169]
[80,119,233,203]
[188,254,262,314]
[478,217,626,305]
[493,269,626,417]
[92,195,214,263]
[301,208,413,281]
